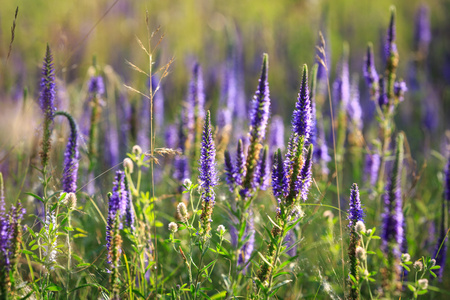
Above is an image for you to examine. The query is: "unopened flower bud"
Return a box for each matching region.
[413,260,423,271]
[418,278,428,290]
[217,225,226,235]
[168,222,178,233]
[65,192,77,210]
[356,247,366,260]
[177,202,188,222]
[123,158,134,174]
[132,145,142,156]
[355,221,366,233]
[401,253,411,263]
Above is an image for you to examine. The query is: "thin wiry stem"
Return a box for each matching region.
[318,31,346,295]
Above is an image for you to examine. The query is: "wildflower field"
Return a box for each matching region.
[1,0,450,299]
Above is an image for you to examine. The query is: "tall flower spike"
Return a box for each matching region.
[106,171,127,261]
[414,4,431,56]
[124,176,135,232]
[39,44,56,168]
[235,139,246,186]
[381,134,404,256]
[292,64,312,142]
[240,54,270,199]
[334,45,350,108]
[298,144,314,202]
[56,111,79,193]
[272,149,288,198]
[199,111,218,239]
[385,7,399,74]
[363,150,381,187]
[348,183,364,230]
[224,151,235,192]
[348,183,364,300]
[248,53,270,143]
[363,43,379,97]
[348,75,363,131]
[381,134,404,292]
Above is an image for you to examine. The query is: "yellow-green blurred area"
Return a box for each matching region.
[1,0,449,115]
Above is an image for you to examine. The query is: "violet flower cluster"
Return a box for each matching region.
[106,170,133,261]
[199,111,218,238]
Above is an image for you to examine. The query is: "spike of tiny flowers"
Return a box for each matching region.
[414,4,431,55]
[39,44,57,168]
[240,54,270,199]
[347,183,364,300]
[285,65,311,178]
[381,134,404,290]
[88,76,105,96]
[292,64,312,142]
[224,151,235,192]
[363,43,379,98]
[199,111,218,239]
[309,64,318,148]
[55,111,79,193]
[106,171,127,261]
[348,75,363,131]
[298,144,314,202]
[272,149,288,198]
[385,7,399,104]
[235,139,246,186]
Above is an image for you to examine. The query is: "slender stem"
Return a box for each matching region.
[66,211,72,300]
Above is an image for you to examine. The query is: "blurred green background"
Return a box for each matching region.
[1,0,449,125]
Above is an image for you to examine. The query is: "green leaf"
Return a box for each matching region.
[46,285,62,292]
[30,245,39,251]
[417,290,428,295]
[371,235,381,240]
[407,284,415,292]
[430,265,441,270]
[25,192,45,203]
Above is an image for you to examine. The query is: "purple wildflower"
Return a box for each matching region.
[298,144,314,202]
[39,45,56,168]
[189,63,205,121]
[381,134,404,259]
[88,76,105,96]
[151,75,165,130]
[217,62,237,130]
[198,111,218,198]
[249,54,271,142]
[165,124,178,150]
[291,65,312,142]
[348,76,363,130]
[315,31,330,96]
[39,45,56,120]
[235,139,246,186]
[224,151,235,192]
[378,78,389,108]
[414,4,431,55]
[173,156,190,183]
[60,112,79,193]
[385,8,399,69]
[284,230,297,257]
[363,43,379,92]
[272,149,288,198]
[363,150,381,187]
[334,47,350,108]
[199,111,217,238]
[394,80,407,102]
[348,183,364,229]
[309,64,318,149]
[106,171,127,261]
[124,176,135,232]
